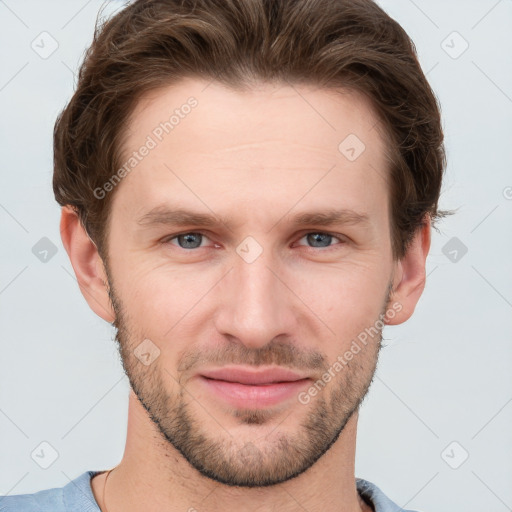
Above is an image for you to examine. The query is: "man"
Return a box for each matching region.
[1,0,450,510]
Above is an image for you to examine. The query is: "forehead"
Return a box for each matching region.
[114,78,390,222]
[124,78,387,155]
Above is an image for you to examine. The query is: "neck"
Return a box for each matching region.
[92,390,370,512]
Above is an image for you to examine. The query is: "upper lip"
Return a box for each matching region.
[199,366,309,385]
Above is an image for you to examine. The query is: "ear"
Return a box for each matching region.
[385,215,431,325]
[60,206,115,323]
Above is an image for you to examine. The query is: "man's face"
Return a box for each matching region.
[103,79,397,487]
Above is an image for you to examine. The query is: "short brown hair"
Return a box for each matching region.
[53,0,451,262]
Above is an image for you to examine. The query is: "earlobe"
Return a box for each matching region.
[385,216,431,326]
[60,206,115,323]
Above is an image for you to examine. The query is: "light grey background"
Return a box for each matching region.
[0,1,511,511]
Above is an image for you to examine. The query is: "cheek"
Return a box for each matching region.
[118,265,212,339]
[113,245,390,352]
[290,262,389,337]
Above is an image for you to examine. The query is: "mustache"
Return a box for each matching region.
[177,339,328,374]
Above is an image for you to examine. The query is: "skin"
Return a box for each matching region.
[61,78,430,512]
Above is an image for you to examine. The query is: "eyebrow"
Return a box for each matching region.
[135,205,371,230]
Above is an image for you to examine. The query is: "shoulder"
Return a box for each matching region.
[356,478,422,512]
[0,484,65,512]
[0,471,101,512]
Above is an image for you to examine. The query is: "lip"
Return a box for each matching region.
[199,366,308,385]
[197,366,311,408]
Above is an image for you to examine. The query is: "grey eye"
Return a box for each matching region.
[175,233,204,249]
[305,233,334,248]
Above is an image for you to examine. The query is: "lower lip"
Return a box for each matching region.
[198,376,310,408]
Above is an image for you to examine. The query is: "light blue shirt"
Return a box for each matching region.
[0,471,420,511]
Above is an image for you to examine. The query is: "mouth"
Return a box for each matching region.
[197,366,311,408]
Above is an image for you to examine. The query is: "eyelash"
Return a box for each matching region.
[161,231,347,251]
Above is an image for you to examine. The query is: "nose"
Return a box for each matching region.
[213,249,298,350]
